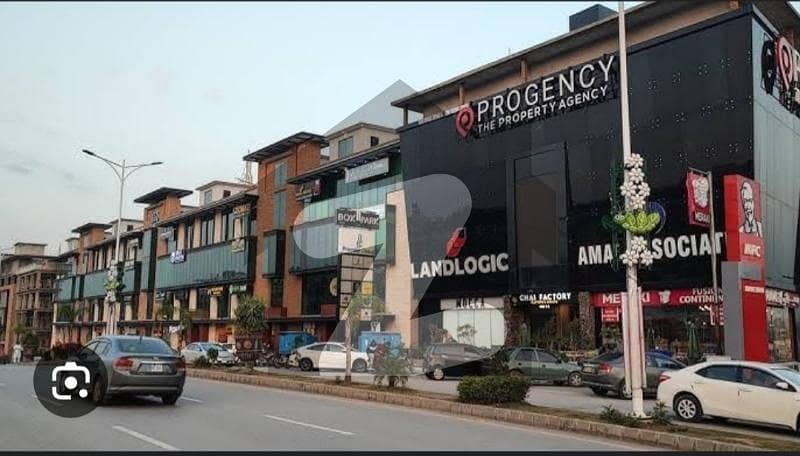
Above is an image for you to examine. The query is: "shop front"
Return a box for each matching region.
[766,288,799,362]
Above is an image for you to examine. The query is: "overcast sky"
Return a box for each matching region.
[1,1,793,254]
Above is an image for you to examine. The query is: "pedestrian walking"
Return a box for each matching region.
[12,342,23,364]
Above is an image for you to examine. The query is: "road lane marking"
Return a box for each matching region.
[178,396,203,403]
[262,414,354,436]
[112,425,179,451]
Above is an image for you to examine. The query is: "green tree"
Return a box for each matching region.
[233,295,266,368]
[342,293,385,383]
[57,304,78,343]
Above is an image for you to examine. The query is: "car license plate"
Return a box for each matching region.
[143,363,165,373]
[582,366,595,374]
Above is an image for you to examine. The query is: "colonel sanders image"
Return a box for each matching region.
[691,175,709,208]
[738,181,763,237]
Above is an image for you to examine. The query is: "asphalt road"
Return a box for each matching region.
[0,364,655,451]
[256,366,800,443]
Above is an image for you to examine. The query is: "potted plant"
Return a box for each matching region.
[233,295,266,368]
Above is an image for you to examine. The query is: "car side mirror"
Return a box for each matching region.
[775,381,793,391]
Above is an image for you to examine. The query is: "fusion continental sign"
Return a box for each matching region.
[455,55,617,138]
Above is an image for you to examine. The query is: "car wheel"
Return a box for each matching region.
[567,371,583,387]
[299,358,314,372]
[91,376,107,405]
[674,393,703,422]
[590,386,607,396]
[617,380,632,400]
[352,359,367,373]
[160,392,180,405]
[430,365,445,381]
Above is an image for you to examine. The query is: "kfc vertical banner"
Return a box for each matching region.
[686,171,711,227]
[723,175,765,264]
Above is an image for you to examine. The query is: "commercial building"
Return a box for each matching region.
[1,243,67,354]
[392,1,800,359]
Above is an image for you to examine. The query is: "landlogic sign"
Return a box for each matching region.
[455,55,617,138]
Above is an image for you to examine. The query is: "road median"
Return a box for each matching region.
[187,367,792,451]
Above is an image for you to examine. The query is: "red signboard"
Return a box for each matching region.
[591,288,720,308]
[601,307,619,323]
[686,171,711,227]
[741,278,769,361]
[723,175,765,265]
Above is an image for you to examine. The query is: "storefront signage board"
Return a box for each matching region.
[345,158,389,184]
[592,288,722,307]
[336,208,380,230]
[686,171,711,227]
[455,55,617,138]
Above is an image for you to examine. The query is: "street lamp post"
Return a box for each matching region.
[82,149,163,336]
[617,1,647,418]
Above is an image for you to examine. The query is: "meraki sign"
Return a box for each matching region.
[455,55,617,138]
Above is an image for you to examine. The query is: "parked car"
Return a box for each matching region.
[657,360,800,432]
[581,351,685,398]
[219,343,237,356]
[79,336,185,405]
[294,342,369,372]
[506,347,583,386]
[181,342,238,365]
[423,343,489,380]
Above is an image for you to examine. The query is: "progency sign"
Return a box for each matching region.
[455,55,616,138]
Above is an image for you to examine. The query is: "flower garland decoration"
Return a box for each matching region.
[614,153,661,267]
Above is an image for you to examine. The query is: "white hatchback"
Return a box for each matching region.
[294,342,369,372]
[657,360,800,432]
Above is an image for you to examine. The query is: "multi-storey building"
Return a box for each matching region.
[1,243,66,354]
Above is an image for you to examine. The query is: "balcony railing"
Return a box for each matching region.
[155,237,254,290]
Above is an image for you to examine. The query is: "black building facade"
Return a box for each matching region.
[399,6,800,359]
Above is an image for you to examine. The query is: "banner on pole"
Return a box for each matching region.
[686,171,711,227]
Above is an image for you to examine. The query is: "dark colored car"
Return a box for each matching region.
[580,351,685,398]
[81,335,186,405]
[506,347,584,386]
[423,343,488,380]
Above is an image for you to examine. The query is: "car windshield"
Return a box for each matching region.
[773,368,800,387]
[116,338,174,355]
[200,343,228,352]
[591,351,623,363]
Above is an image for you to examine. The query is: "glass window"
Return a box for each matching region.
[338,137,354,158]
[370,136,380,147]
[301,271,336,315]
[221,210,234,242]
[652,355,684,369]
[773,368,800,388]
[536,350,558,363]
[217,288,229,319]
[274,161,287,188]
[325,344,344,353]
[307,344,325,351]
[200,217,215,246]
[197,288,211,313]
[222,190,231,198]
[698,365,739,382]
[203,190,213,205]
[464,346,483,356]
[270,278,284,308]
[515,349,535,362]
[273,191,286,228]
[185,221,194,249]
[115,338,173,354]
[740,367,783,389]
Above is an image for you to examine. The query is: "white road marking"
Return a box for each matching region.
[112,425,180,451]
[262,414,355,436]
[178,396,203,403]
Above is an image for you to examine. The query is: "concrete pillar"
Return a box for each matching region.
[230,293,239,319]
[189,289,197,311]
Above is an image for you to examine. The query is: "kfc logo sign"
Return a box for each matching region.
[723,175,765,265]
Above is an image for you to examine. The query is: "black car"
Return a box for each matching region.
[423,343,489,380]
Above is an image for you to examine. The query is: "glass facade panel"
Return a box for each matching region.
[155,238,253,289]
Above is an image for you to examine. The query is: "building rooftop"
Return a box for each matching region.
[243,132,328,163]
[325,80,419,135]
[71,222,112,234]
[289,139,400,185]
[157,186,258,226]
[195,180,252,192]
[325,122,396,141]
[133,187,193,204]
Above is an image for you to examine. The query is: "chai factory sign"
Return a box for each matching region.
[455,55,617,138]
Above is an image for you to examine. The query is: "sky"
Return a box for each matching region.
[0,1,794,254]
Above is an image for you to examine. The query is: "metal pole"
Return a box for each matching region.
[618,0,646,417]
[109,160,125,336]
[707,170,722,352]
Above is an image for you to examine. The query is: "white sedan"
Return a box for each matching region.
[657,360,800,432]
[181,342,238,365]
[294,342,369,372]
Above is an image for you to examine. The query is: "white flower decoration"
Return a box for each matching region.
[620,181,637,198]
[631,236,648,252]
[638,182,651,198]
[639,249,654,266]
[626,153,644,169]
[620,251,639,266]
[628,167,644,183]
